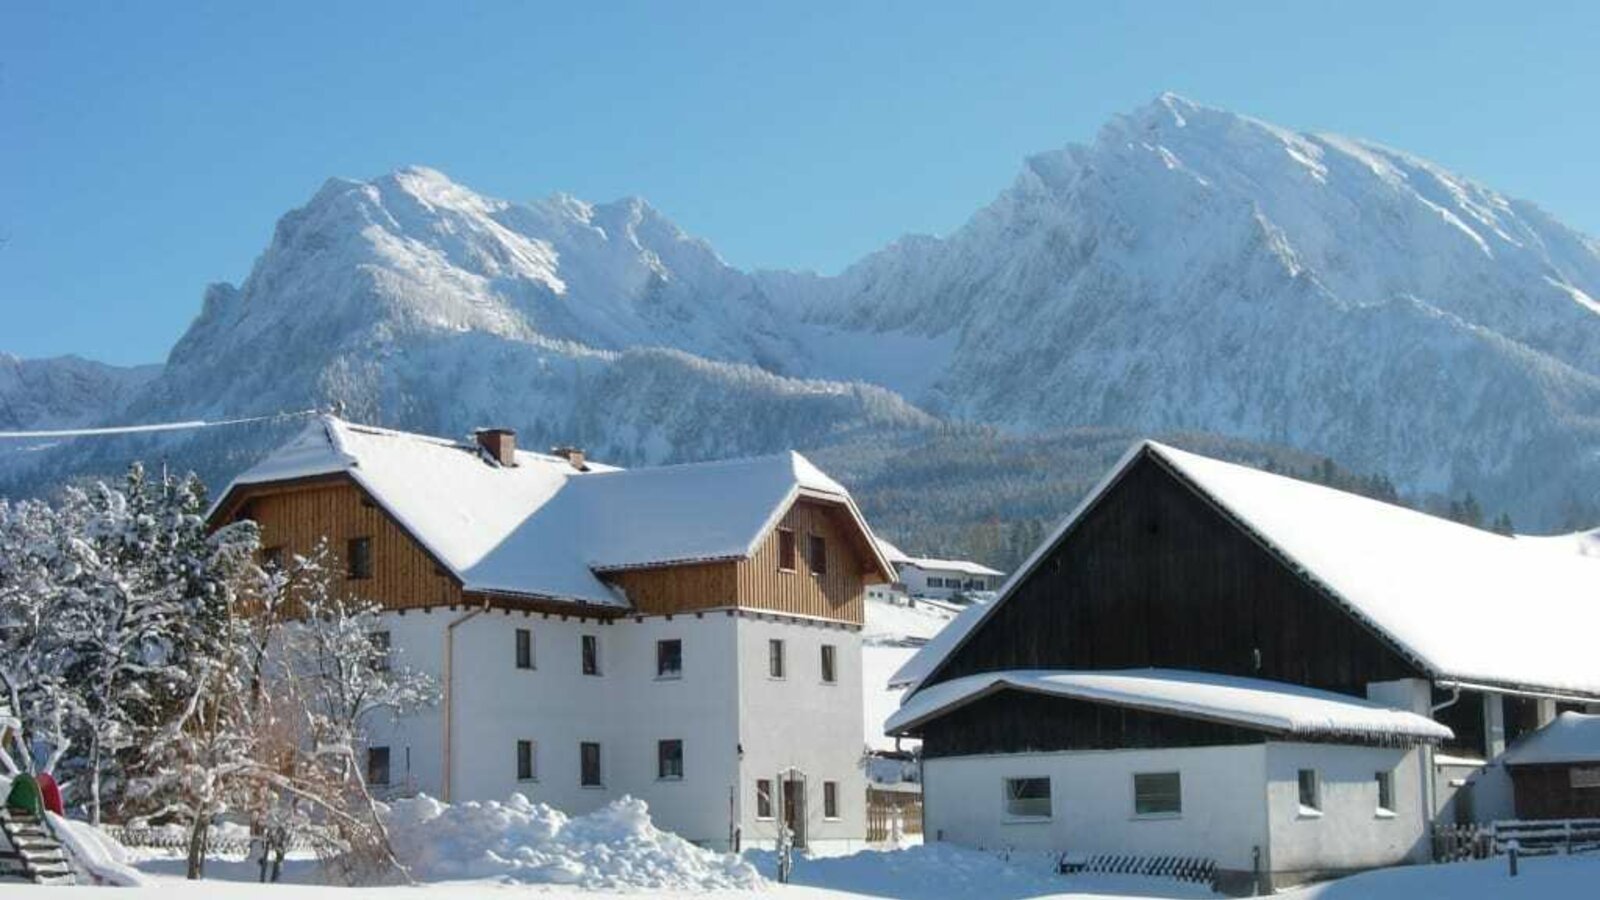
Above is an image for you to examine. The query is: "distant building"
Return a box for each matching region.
[888,440,1600,893]
[874,539,1004,602]
[210,416,896,852]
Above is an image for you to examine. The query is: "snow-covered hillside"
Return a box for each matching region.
[4,96,1599,525]
[862,597,957,750]
[0,354,158,431]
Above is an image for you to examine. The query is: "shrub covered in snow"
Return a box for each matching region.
[382,793,762,890]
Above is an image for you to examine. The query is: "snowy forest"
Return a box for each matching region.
[0,464,437,881]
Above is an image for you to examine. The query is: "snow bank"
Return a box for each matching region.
[45,812,156,886]
[383,793,761,890]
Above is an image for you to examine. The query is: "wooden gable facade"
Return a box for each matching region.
[214,479,881,625]
[922,447,1425,699]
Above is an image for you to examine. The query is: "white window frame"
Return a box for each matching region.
[580,741,603,788]
[1375,768,1396,816]
[768,638,786,680]
[656,638,683,680]
[515,628,535,670]
[1297,768,1322,817]
[1131,771,1182,819]
[516,739,538,782]
[820,643,837,684]
[755,779,775,820]
[1002,776,1052,822]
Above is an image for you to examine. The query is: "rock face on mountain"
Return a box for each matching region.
[4,96,1599,528]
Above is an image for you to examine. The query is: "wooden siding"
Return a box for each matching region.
[227,478,463,611]
[1509,764,1600,819]
[733,499,868,624]
[926,451,1422,696]
[605,498,869,624]
[606,562,738,615]
[919,689,1272,758]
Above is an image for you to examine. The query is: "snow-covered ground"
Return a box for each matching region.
[861,596,957,752]
[33,840,1600,899]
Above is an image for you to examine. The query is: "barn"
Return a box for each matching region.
[887,440,1600,892]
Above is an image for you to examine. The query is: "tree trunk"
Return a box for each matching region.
[186,814,208,880]
[88,733,102,826]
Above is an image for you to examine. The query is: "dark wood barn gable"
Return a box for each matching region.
[924,448,1424,697]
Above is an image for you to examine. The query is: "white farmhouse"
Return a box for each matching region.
[874,539,1003,602]
[888,440,1600,893]
[210,417,895,852]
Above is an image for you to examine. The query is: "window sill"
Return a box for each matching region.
[517,778,539,784]
[657,776,684,783]
[1001,816,1052,825]
[820,680,837,686]
[655,674,683,681]
[768,676,786,682]
[581,784,606,790]
[1131,813,1182,821]
[1375,808,1397,819]
[1297,806,1324,819]
[755,816,775,822]
[823,816,841,822]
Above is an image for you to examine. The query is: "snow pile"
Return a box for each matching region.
[382,793,761,890]
[45,813,155,886]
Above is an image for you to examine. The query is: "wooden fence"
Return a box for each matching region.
[866,786,922,843]
[1058,853,1216,886]
[1432,819,1600,862]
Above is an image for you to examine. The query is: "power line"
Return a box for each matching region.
[0,408,321,441]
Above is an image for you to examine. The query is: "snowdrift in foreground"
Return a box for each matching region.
[383,793,762,890]
[46,813,155,887]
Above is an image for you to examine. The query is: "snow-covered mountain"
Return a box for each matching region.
[772,95,1600,523]
[0,354,159,431]
[5,96,1600,528]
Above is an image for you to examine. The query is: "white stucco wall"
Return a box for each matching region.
[364,608,863,850]
[921,745,1270,871]
[1263,742,1427,874]
[733,614,867,851]
[366,609,742,846]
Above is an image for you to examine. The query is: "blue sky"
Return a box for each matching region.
[4,1,1597,364]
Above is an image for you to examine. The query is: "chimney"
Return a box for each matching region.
[474,428,517,467]
[552,446,589,472]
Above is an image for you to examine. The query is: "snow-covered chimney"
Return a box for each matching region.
[552,446,589,472]
[474,428,517,467]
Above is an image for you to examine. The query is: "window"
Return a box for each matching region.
[823,781,840,819]
[515,628,534,670]
[366,746,391,786]
[1004,777,1051,819]
[262,545,285,570]
[582,634,600,675]
[768,639,786,679]
[369,630,391,671]
[1133,772,1182,816]
[756,779,774,819]
[778,528,797,571]
[1297,769,1321,813]
[820,644,837,684]
[1572,768,1600,789]
[658,739,684,780]
[1376,769,1395,813]
[657,639,683,679]
[580,742,602,786]
[808,534,828,575]
[927,577,944,589]
[347,537,374,580]
[517,740,537,781]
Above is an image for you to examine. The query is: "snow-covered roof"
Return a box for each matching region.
[888,596,993,688]
[1503,712,1600,766]
[218,417,890,606]
[900,556,1003,578]
[876,538,911,565]
[899,441,1600,699]
[885,668,1453,746]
